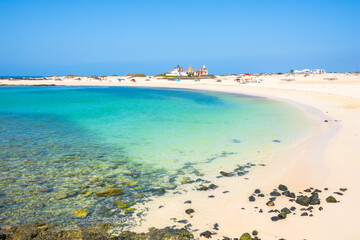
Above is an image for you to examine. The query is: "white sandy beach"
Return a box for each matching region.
[2,73,360,239]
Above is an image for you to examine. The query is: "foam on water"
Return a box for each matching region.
[0,86,315,228]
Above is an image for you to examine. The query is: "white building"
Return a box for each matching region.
[313,69,326,74]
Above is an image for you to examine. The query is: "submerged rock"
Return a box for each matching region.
[96,188,123,197]
[266,201,275,207]
[220,171,233,177]
[73,209,89,218]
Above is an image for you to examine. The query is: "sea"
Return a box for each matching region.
[0,86,315,229]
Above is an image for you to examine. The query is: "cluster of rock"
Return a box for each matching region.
[200,229,261,240]
[248,184,346,221]
[0,223,194,240]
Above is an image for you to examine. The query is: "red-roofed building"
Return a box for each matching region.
[195,65,208,76]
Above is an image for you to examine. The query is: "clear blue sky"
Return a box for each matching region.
[0,0,359,75]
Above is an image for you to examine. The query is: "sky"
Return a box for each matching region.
[0,0,359,75]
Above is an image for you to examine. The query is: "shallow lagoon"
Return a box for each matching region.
[0,86,314,229]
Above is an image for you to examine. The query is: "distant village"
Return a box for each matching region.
[166,65,209,77]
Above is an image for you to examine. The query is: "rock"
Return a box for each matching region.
[200,230,213,238]
[258,193,265,197]
[213,223,219,230]
[281,207,291,214]
[156,188,166,195]
[278,184,288,191]
[252,230,258,236]
[96,188,123,197]
[304,188,311,192]
[278,211,287,219]
[184,200,192,204]
[340,188,347,192]
[296,195,310,206]
[249,196,256,202]
[301,212,308,216]
[55,194,67,200]
[185,209,194,215]
[73,209,89,218]
[266,200,275,207]
[326,196,337,203]
[290,206,296,211]
[240,232,252,240]
[319,207,323,211]
[254,189,261,194]
[208,184,218,189]
[284,191,296,198]
[199,186,208,191]
[333,192,343,196]
[220,171,233,177]
[270,191,281,197]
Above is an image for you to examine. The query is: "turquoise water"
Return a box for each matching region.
[0,86,314,229]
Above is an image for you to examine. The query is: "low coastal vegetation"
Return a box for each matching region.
[127,73,147,77]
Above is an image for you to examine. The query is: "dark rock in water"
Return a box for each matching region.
[272,140,281,143]
[326,196,337,203]
[304,188,311,193]
[284,191,296,198]
[290,206,296,211]
[278,211,287,219]
[119,227,194,239]
[319,207,323,211]
[200,230,213,238]
[266,200,275,207]
[178,220,188,224]
[252,230,258,236]
[199,186,208,191]
[223,237,231,240]
[324,187,328,191]
[258,193,265,197]
[232,139,241,143]
[306,206,314,211]
[156,188,166,195]
[254,189,261,194]
[333,192,343,196]
[213,223,219,230]
[184,200,192,204]
[96,188,123,197]
[223,191,229,194]
[220,171,233,177]
[340,188,347,192]
[278,184,288,191]
[270,191,281,197]
[296,195,310,206]
[314,189,322,193]
[185,209,195,215]
[301,212,308,216]
[249,196,256,202]
[309,214,313,217]
[271,216,280,222]
[208,195,215,198]
[259,209,263,213]
[240,232,252,240]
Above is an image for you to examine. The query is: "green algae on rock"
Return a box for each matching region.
[240,232,252,240]
[73,209,89,218]
[96,188,123,197]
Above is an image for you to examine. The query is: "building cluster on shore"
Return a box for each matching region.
[294,69,326,74]
[166,65,209,77]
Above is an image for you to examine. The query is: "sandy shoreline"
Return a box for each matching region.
[1,73,360,239]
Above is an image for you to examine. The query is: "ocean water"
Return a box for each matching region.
[0,86,314,229]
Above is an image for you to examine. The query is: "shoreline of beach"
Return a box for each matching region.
[1,73,360,239]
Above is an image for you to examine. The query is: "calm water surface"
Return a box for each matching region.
[0,86,314,229]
